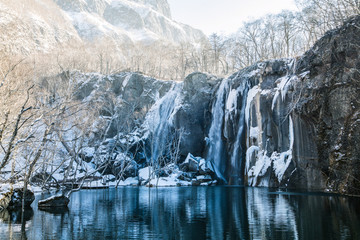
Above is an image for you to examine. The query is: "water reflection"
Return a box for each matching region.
[0,187,359,239]
[0,209,34,224]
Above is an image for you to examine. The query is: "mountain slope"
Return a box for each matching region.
[0,0,81,54]
[0,0,206,55]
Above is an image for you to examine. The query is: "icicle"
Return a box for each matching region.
[273,116,294,181]
[245,86,260,126]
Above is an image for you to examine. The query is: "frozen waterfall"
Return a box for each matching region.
[206,79,230,183]
[142,83,182,165]
[228,82,249,185]
[206,76,251,185]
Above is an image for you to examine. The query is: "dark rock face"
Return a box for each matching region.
[173,72,219,157]
[291,16,360,194]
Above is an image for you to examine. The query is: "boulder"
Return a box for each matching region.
[177,172,195,182]
[0,188,35,210]
[180,153,199,172]
[38,195,70,209]
[199,158,213,175]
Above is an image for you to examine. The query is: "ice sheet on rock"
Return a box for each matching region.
[247,150,272,186]
[245,146,259,173]
[273,116,294,181]
[225,88,238,112]
[245,85,260,125]
[246,116,294,185]
[272,74,297,110]
[250,127,259,139]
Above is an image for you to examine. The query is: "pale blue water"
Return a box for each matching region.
[0,187,359,239]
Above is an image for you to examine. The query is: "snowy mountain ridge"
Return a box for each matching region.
[0,0,206,54]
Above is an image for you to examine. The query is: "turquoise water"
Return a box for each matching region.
[0,187,359,239]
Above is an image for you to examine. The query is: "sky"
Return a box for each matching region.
[167,0,298,35]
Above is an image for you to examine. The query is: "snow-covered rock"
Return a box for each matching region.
[116,177,139,186]
[38,195,69,208]
[138,166,153,181]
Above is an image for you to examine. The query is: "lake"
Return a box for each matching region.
[0,187,359,239]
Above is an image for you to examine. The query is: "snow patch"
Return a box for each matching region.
[122,73,132,89]
[138,166,153,181]
[250,127,259,139]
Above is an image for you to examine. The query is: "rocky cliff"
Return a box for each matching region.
[35,16,360,194]
[139,15,359,194]
[204,15,360,194]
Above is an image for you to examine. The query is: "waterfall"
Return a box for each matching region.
[206,79,229,183]
[207,77,251,185]
[142,83,181,164]
[229,83,249,185]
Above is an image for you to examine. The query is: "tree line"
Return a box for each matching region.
[35,0,358,80]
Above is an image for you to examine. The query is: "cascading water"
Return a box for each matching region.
[142,83,181,165]
[229,82,249,185]
[206,79,229,183]
[207,75,251,185]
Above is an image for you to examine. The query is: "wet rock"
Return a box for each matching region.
[39,206,69,214]
[38,195,70,209]
[191,179,201,186]
[173,73,220,157]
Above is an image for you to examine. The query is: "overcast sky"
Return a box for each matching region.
[167,0,298,35]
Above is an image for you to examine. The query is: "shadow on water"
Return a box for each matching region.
[38,206,69,214]
[0,187,360,239]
